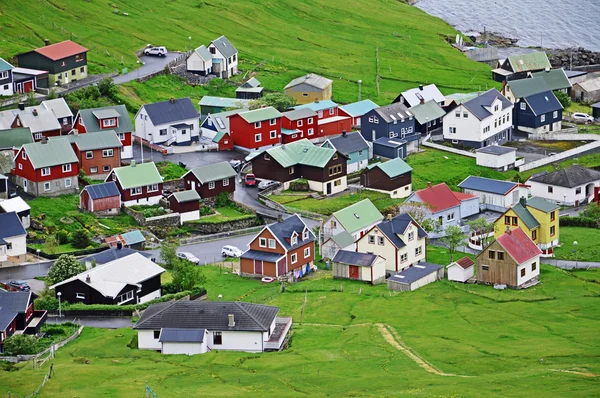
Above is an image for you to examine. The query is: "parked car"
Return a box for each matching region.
[244,174,256,187]
[176,252,200,264]
[144,46,167,57]
[229,159,242,172]
[572,112,594,124]
[258,180,278,190]
[8,280,30,291]
[222,245,243,258]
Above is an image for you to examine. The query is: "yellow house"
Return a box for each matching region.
[494,197,560,256]
[284,73,333,105]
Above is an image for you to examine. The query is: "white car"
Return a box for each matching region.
[177,252,200,264]
[222,245,243,258]
[144,46,167,57]
[258,180,278,190]
[572,112,594,124]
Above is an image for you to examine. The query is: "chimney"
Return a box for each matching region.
[506,226,512,235]
[501,79,507,94]
[131,160,136,167]
[44,39,50,46]
[41,136,48,144]
[419,84,424,91]
[420,98,425,104]
[277,214,284,223]
[18,102,25,111]
[545,66,550,73]
[32,108,38,116]
[228,314,235,327]
[315,99,319,103]
[170,97,176,104]
[426,181,432,189]
[519,196,527,207]
[387,213,393,221]
[116,241,123,250]
[342,130,347,137]
[85,274,91,283]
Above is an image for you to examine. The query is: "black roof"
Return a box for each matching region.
[475,145,516,155]
[143,98,198,126]
[268,214,315,251]
[523,90,563,116]
[159,328,206,343]
[0,212,27,239]
[134,301,279,332]
[0,310,17,331]
[373,102,412,123]
[387,262,442,284]
[240,250,283,262]
[326,132,369,155]
[333,250,379,267]
[0,291,32,313]
[83,181,120,200]
[529,165,600,188]
[376,213,427,249]
[462,89,512,121]
[81,248,153,266]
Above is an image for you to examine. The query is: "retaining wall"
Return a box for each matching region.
[518,133,600,172]
[122,206,180,227]
[422,141,476,158]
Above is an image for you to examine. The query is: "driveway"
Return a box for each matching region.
[0,261,53,282]
[113,52,182,84]
[47,316,133,329]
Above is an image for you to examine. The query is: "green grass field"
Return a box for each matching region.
[2,263,599,397]
[155,160,188,181]
[270,190,402,215]
[554,227,600,262]
[194,206,255,224]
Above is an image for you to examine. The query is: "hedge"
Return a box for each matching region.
[559,216,599,228]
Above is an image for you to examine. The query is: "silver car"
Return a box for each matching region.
[258,180,278,190]
[144,46,167,57]
[572,112,594,124]
[177,252,200,264]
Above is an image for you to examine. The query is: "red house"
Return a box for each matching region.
[281,108,317,144]
[13,138,79,197]
[229,107,282,150]
[106,161,163,206]
[292,100,351,139]
[182,161,237,200]
[79,181,121,216]
[73,105,134,159]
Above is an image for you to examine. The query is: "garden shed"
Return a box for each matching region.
[387,262,443,291]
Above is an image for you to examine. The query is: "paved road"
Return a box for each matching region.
[113,53,181,84]
[0,261,52,281]
[47,316,133,329]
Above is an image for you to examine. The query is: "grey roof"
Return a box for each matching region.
[92,109,120,119]
[376,213,427,250]
[268,214,315,251]
[0,127,33,150]
[241,77,261,88]
[211,36,237,58]
[81,248,153,266]
[462,89,513,121]
[134,301,280,332]
[240,250,284,262]
[333,250,379,267]
[373,137,407,148]
[0,310,18,331]
[530,68,572,91]
[51,130,122,150]
[507,77,549,99]
[16,107,61,133]
[373,102,412,123]
[523,91,563,116]
[592,102,600,109]
[529,165,600,188]
[400,84,445,107]
[142,98,198,126]
[185,161,237,184]
[193,45,212,62]
[0,197,30,214]
[171,123,193,129]
[77,105,133,134]
[387,262,442,285]
[170,190,201,203]
[526,197,560,213]
[565,70,587,78]
[21,139,78,169]
[511,203,540,230]
[458,176,519,195]
[159,328,206,343]
[328,231,355,249]
[82,181,120,200]
[475,145,516,155]
[285,73,332,90]
[324,132,369,155]
[282,107,317,121]
[41,98,73,119]
[409,100,446,124]
[0,291,32,313]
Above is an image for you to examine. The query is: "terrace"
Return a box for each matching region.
[264,316,292,351]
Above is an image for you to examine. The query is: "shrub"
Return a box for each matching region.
[34,295,59,311]
[127,334,138,349]
[47,254,86,285]
[215,192,231,208]
[199,206,215,216]
[3,334,37,355]
[161,281,179,294]
[71,229,92,249]
[554,90,571,108]
[559,216,599,228]
[581,205,600,220]
[56,230,70,245]
[290,179,309,191]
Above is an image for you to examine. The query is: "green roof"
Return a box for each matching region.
[112,162,162,189]
[212,130,228,143]
[0,57,13,72]
[332,199,383,234]
[267,139,337,168]
[367,158,412,178]
[526,196,560,213]
[508,52,551,73]
[0,128,33,149]
[186,161,237,184]
[78,105,133,134]
[171,190,200,203]
[50,130,122,151]
[530,69,572,91]
[22,139,78,169]
[511,203,540,230]
[409,100,446,124]
[508,77,549,98]
[239,107,282,124]
[329,231,356,249]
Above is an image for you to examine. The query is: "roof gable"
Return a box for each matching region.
[367,158,412,179]
[507,51,551,72]
[526,196,560,213]
[373,213,427,249]
[211,36,237,58]
[193,45,212,62]
[0,212,27,239]
[373,102,412,123]
[528,165,600,188]
[331,199,383,234]
[495,228,542,264]
[30,40,88,61]
[409,100,446,124]
[523,91,563,116]
[285,73,332,90]
[248,139,341,168]
[0,57,13,72]
[41,98,72,119]
[462,89,512,121]
[21,139,78,169]
[77,105,132,134]
[508,203,540,230]
[400,84,445,107]
[268,214,315,251]
[0,291,31,313]
[325,132,369,155]
[185,161,237,184]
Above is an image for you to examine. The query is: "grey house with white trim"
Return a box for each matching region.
[360,102,420,153]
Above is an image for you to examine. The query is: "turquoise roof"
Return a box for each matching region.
[367,158,412,178]
[294,100,338,112]
[0,58,13,72]
[339,100,379,117]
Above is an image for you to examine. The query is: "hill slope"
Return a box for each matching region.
[0,0,496,102]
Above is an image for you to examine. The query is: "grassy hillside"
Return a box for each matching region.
[0,0,497,103]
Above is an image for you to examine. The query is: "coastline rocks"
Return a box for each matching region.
[547,48,600,68]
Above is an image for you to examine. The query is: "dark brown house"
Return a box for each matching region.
[168,190,201,223]
[361,157,413,199]
[182,161,237,199]
[0,292,47,352]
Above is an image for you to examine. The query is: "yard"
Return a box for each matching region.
[193,206,255,224]
[553,226,600,262]
[155,161,188,181]
[1,261,599,397]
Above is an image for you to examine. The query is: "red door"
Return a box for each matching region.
[349,266,359,279]
[277,258,287,276]
[23,81,33,93]
[254,260,263,275]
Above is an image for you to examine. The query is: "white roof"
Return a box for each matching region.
[50,253,165,298]
[15,107,61,133]
[12,67,48,76]
[41,98,73,119]
[0,197,30,214]
[401,84,445,107]
[0,110,17,130]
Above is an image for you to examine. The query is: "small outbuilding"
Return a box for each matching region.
[159,328,209,355]
[387,262,444,292]
[0,174,8,200]
[361,158,413,198]
[332,250,386,285]
[572,77,600,103]
[0,197,31,229]
[447,256,475,283]
[592,102,600,120]
[169,190,201,224]
[475,145,518,171]
[79,181,121,216]
[235,77,263,100]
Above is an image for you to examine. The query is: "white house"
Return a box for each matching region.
[186,45,213,76]
[527,165,600,206]
[0,196,31,229]
[387,262,444,291]
[458,176,530,212]
[475,145,518,171]
[135,97,199,146]
[332,250,386,284]
[443,88,514,148]
[447,256,475,283]
[355,213,427,275]
[0,212,27,267]
[208,36,238,79]
[134,301,292,355]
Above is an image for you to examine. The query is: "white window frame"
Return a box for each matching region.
[520,102,526,110]
[103,165,111,172]
[291,235,298,246]
[268,239,276,249]
[400,253,408,263]
[307,118,313,124]
[41,167,51,176]
[269,118,276,126]
[90,166,98,173]
[118,133,125,140]
[329,108,334,116]
[259,238,267,248]
[270,130,277,139]
[553,110,558,119]
[86,151,93,159]
[65,178,72,187]
[102,149,114,157]
[303,230,309,240]
[208,181,215,190]
[449,127,456,134]
[540,114,546,123]
[18,164,22,170]
[62,164,71,173]
[415,246,423,256]
[408,231,414,242]
[368,235,375,244]
[297,120,303,127]
[130,187,142,196]
[22,151,26,160]
[117,290,134,304]
[255,134,261,143]
[147,184,159,192]
[76,292,85,299]
[222,178,229,186]
[254,121,261,129]
[447,213,455,221]
[43,182,51,191]
[304,247,310,258]
[291,253,297,264]
[104,118,117,127]
[307,128,314,136]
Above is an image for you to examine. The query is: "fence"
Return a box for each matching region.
[421,141,477,158]
[518,141,600,171]
[1,325,84,364]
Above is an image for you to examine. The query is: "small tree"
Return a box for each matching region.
[97,77,117,98]
[395,202,438,233]
[262,93,296,112]
[3,334,37,355]
[47,254,86,286]
[160,242,179,269]
[554,90,571,109]
[466,217,495,248]
[45,235,58,254]
[172,261,205,292]
[25,91,37,106]
[46,88,58,100]
[440,225,466,263]
[71,229,91,249]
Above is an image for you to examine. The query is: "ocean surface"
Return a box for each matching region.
[414,0,600,52]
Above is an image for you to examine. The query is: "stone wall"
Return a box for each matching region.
[122,206,180,227]
[548,48,600,69]
[184,216,263,234]
[163,178,185,193]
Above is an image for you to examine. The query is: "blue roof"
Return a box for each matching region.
[212,58,222,64]
[0,212,27,239]
[373,137,407,148]
[83,181,120,200]
[159,328,206,343]
[333,250,379,267]
[462,89,513,121]
[387,262,442,285]
[523,90,563,116]
[325,132,369,155]
[121,230,145,245]
[0,310,18,331]
[294,100,338,112]
[458,176,519,196]
[376,213,427,249]
[339,100,379,117]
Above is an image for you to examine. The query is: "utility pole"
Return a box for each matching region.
[357,80,362,101]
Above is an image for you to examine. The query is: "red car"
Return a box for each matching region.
[245,173,256,187]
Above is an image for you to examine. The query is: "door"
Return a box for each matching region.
[327,182,332,195]
[191,181,196,191]
[254,260,263,275]
[23,81,33,93]
[397,147,404,159]
[64,72,69,84]
[349,266,359,279]
[23,179,27,193]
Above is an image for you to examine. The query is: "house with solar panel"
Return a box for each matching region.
[106,161,163,206]
[201,108,246,151]
[182,161,237,200]
[79,181,121,216]
[134,97,199,146]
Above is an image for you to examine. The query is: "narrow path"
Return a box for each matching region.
[547,369,599,377]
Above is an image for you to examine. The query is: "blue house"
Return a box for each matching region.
[513,90,563,134]
[360,102,420,153]
[372,137,408,160]
[321,131,371,173]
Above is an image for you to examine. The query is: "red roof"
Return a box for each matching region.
[414,183,476,212]
[33,40,88,61]
[455,256,475,269]
[496,228,542,264]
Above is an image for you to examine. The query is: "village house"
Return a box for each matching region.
[530,68,572,95]
[458,176,530,212]
[247,139,348,196]
[321,131,371,173]
[0,197,31,229]
[105,230,146,250]
[198,96,250,116]
[240,214,315,278]
[0,292,47,352]
[182,161,237,200]
[502,76,549,103]
[74,105,134,158]
[0,174,6,199]
[474,145,519,171]
[135,97,199,146]
[12,67,49,93]
[593,102,600,120]
[40,98,74,134]
[477,227,542,289]
[491,51,551,82]
[371,137,408,160]
[394,84,445,107]
[0,212,27,267]
[186,45,213,76]
[208,36,238,79]
[332,250,387,285]
[16,40,88,87]
[572,77,600,103]
[284,73,332,105]
[442,88,514,148]
[79,181,121,216]
[200,109,241,151]
[134,301,292,355]
[494,197,560,256]
[280,108,317,144]
[13,139,79,197]
[293,100,352,138]
[361,157,413,199]
[0,127,33,151]
[409,100,446,136]
[355,213,427,275]
[106,161,163,206]
[513,90,563,134]
[168,190,201,224]
[9,105,62,141]
[338,100,379,127]
[447,256,475,283]
[229,107,283,150]
[0,58,14,96]
[527,165,600,206]
[235,77,263,100]
[50,253,164,305]
[387,262,444,292]
[81,247,154,269]
[360,102,418,155]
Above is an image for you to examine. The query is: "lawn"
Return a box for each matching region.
[554,226,600,262]
[192,206,255,224]
[2,262,600,397]
[155,161,188,181]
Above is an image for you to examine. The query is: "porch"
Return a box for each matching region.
[264,316,292,351]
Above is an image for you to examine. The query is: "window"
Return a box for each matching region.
[86,151,93,159]
[540,114,546,123]
[334,179,342,187]
[449,127,456,134]
[575,187,582,195]
[302,93,308,97]
[368,235,375,244]
[103,165,110,172]
[223,178,229,186]
[65,178,72,187]
[520,102,526,110]
[22,151,26,160]
[208,181,215,190]
[447,213,455,221]
[455,111,460,117]
[504,216,511,225]
[521,268,526,277]
[75,54,84,62]
[400,253,408,263]
[255,121,261,129]
[489,250,496,260]
[148,184,159,192]
[76,292,85,299]
[255,134,261,143]
[269,119,276,126]
[268,239,276,249]
[497,251,504,261]
[377,236,384,246]
[550,226,555,236]
[308,128,314,136]
[329,108,334,116]
[494,119,498,128]
[259,238,267,248]
[41,167,51,176]
[104,118,116,127]
[18,164,22,170]
[482,265,489,271]
[307,118,313,124]
[494,105,499,112]
[304,247,310,258]
[80,67,85,73]
[0,71,8,79]
[71,69,76,76]
[358,150,363,156]
[102,149,114,157]
[297,120,303,127]
[463,112,468,118]
[553,111,558,119]
[512,217,518,226]
[154,331,160,339]
[389,131,398,138]
[303,230,309,240]
[130,187,142,195]
[415,246,423,256]
[213,332,222,345]
[289,167,294,174]
[62,164,72,173]
[270,130,277,139]
[550,211,556,221]
[532,263,537,271]
[328,164,342,176]
[117,290,134,304]
[90,166,98,173]
[291,235,298,246]
[118,133,125,140]
[61,60,66,67]
[318,111,323,118]
[291,253,297,264]
[159,129,167,136]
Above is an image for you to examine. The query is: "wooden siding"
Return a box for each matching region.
[169,196,200,213]
[251,150,346,184]
[229,113,282,150]
[248,228,285,255]
[14,147,79,183]
[16,51,88,75]
[80,189,120,212]
[183,173,235,199]
[476,240,517,287]
[75,146,121,176]
[361,167,411,192]
[107,170,163,203]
